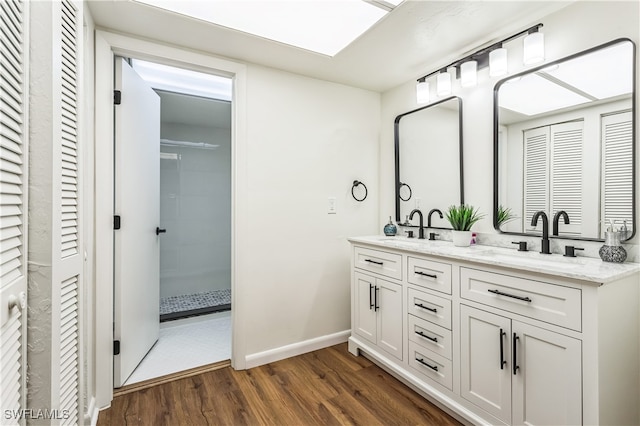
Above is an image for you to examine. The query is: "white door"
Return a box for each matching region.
[113,57,161,387]
[460,305,512,424]
[354,272,376,345]
[376,279,403,360]
[512,321,582,425]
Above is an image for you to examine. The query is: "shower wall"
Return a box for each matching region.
[160,122,231,299]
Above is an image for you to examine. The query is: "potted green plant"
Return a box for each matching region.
[446,204,485,246]
[496,205,516,228]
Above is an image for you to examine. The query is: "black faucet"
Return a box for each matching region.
[409,209,425,239]
[427,208,443,228]
[552,210,570,236]
[531,211,551,254]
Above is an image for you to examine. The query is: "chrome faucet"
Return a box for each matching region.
[531,211,551,254]
[427,208,443,228]
[552,210,570,236]
[409,209,425,239]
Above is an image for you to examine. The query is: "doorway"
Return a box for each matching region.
[113,57,233,387]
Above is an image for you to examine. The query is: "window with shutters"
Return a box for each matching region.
[601,111,633,238]
[523,120,583,235]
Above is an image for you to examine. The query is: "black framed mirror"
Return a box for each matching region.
[395,96,464,228]
[494,38,636,242]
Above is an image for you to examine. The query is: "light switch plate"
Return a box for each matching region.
[328,197,337,214]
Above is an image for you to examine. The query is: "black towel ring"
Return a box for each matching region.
[352,180,368,202]
[399,182,412,201]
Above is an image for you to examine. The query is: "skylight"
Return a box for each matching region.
[132,0,400,56]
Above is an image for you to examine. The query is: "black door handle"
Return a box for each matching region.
[156,227,167,235]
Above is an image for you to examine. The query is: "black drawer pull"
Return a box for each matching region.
[364,259,383,265]
[415,271,437,279]
[369,284,374,310]
[416,357,438,371]
[488,289,532,302]
[513,333,520,375]
[414,303,437,313]
[499,328,506,370]
[415,330,438,343]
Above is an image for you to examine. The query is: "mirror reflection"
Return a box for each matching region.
[494,39,635,241]
[395,97,463,228]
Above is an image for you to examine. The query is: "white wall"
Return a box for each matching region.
[242,64,380,355]
[380,0,639,260]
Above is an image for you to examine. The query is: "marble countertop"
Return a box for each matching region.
[348,235,640,284]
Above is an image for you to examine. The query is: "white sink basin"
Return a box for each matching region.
[474,249,590,270]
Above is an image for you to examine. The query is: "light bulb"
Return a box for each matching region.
[523,32,544,65]
[416,80,429,104]
[436,71,451,96]
[460,60,477,87]
[489,47,508,76]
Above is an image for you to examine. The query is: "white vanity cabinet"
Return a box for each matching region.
[348,237,640,426]
[460,305,581,425]
[353,271,403,360]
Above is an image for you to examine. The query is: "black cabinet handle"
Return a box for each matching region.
[415,330,438,343]
[156,227,167,235]
[374,286,379,312]
[415,302,437,313]
[500,328,506,370]
[365,259,383,265]
[488,289,532,302]
[369,284,374,310]
[513,333,520,375]
[415,271,437,279]
[416,357,438,371]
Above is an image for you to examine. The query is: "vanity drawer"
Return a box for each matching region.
[408,314,452,360]
[407,288,452,330]
[460,267,582,331]
[408,341,453,391]
[354,246,402,280]
[408,257,452,295]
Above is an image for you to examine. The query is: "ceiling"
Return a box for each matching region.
[88,0,574,93]
[157,90,231,129]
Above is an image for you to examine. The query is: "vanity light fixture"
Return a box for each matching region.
[460,60,478,87]
[415,23,543,103]
[436,69,452,96]
[416,78,429,104]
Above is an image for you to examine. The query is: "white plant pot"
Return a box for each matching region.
[451,230,472,247]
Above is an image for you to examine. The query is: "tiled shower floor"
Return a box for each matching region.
[160,288,231,321]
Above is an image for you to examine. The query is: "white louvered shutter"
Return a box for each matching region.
[523,126,549,232]
[601,111,633,238]
[550,121,583,235]
[57,1,81,424]
[0,0,27,424]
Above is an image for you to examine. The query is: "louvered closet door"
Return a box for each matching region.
[0,0,28,424]
[523,127,549,231]
[56,1,82,424]
[601,111,633,238]
[550,121,583,235]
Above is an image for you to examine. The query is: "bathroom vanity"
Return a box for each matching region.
[348,236,640,425]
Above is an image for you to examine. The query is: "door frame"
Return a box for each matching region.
[94,30,247,408]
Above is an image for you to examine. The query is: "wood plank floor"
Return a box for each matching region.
[98,343,462,426]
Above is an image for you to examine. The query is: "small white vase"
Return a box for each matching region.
[451,230,472,247]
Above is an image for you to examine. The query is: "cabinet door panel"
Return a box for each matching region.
[377,279,403,360]
[460,305,512,424]
[512,321,582,426]
[354,272,376,344]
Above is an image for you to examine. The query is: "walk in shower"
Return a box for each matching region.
[157,90,232,321]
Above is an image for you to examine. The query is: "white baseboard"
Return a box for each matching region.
[244,330,350,369]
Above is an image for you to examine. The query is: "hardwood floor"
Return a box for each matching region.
[98,343,462,426]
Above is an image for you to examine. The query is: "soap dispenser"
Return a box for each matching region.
[383,216,397,236]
